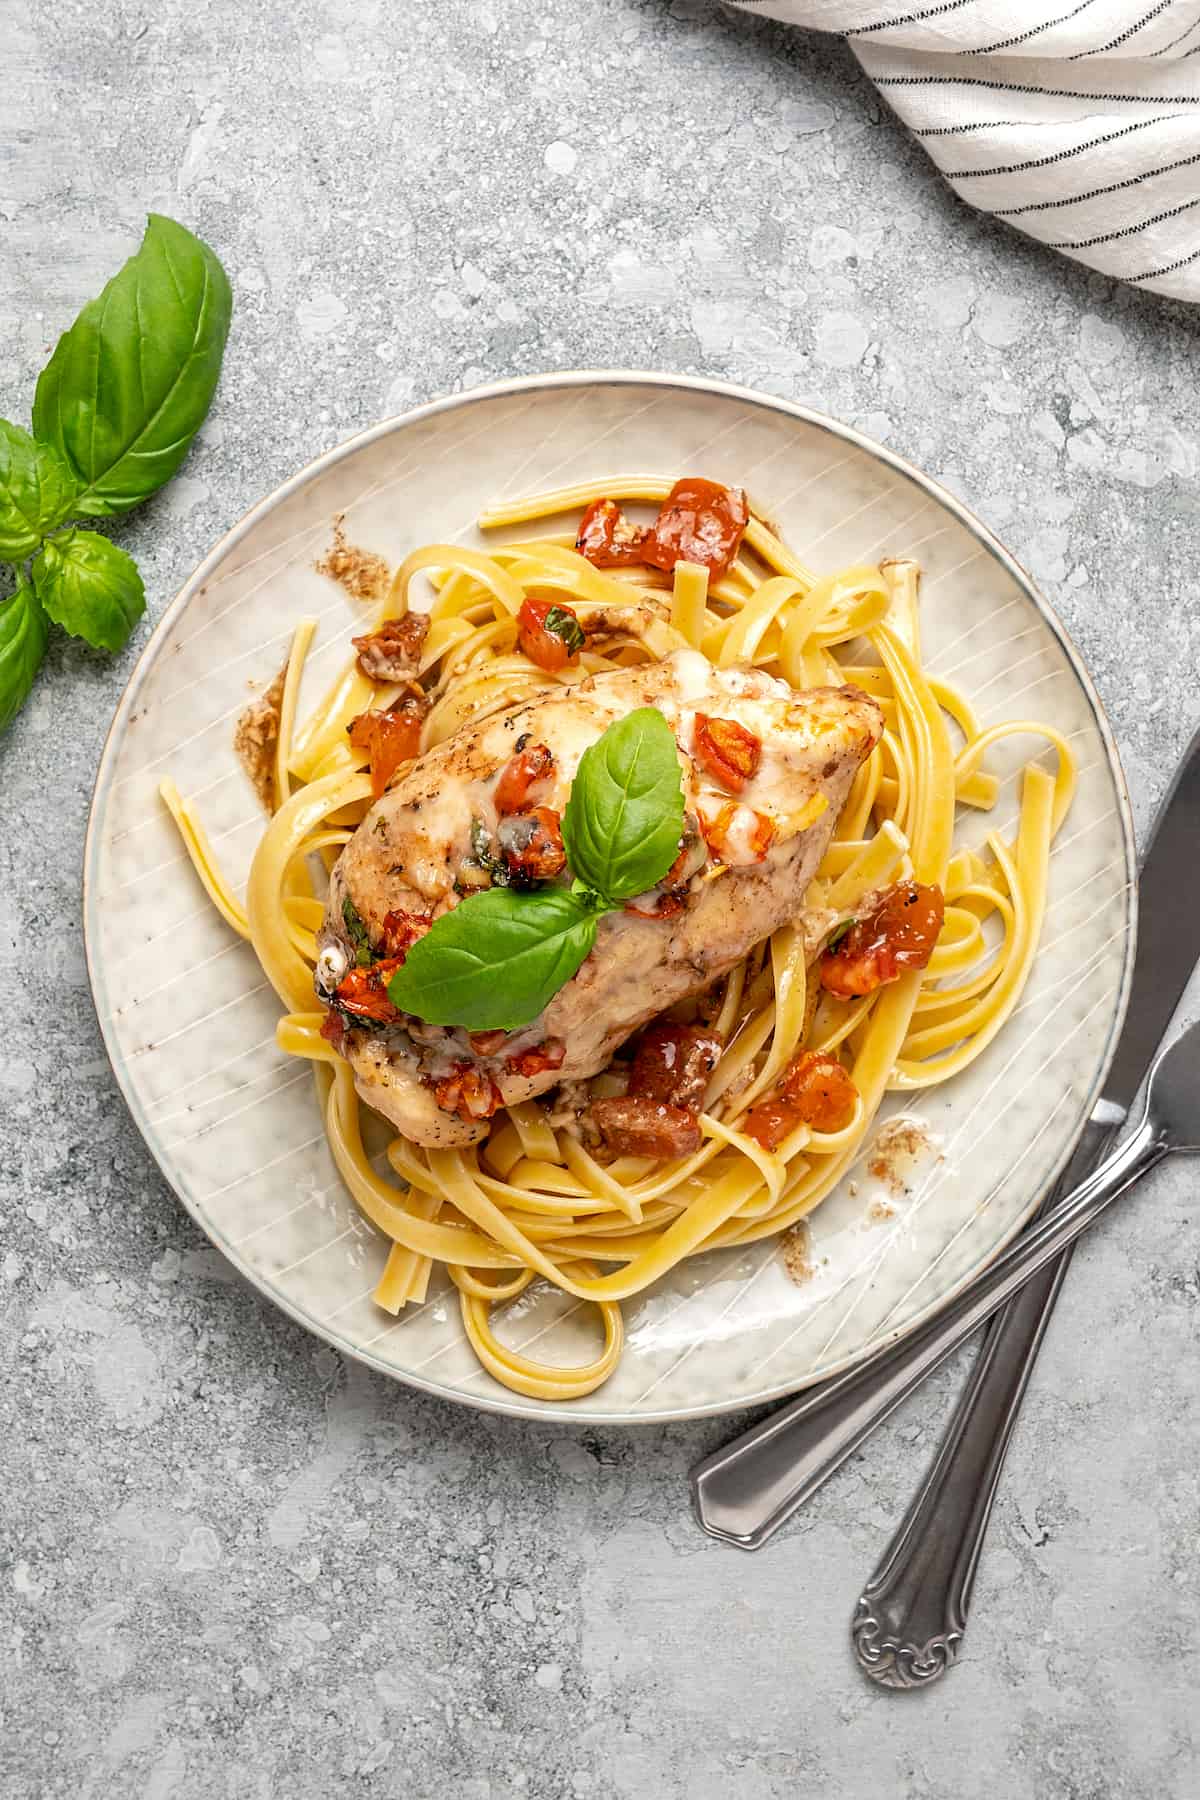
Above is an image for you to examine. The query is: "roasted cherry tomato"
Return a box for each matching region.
[693,713,762,793]
[641,478,749,581]
[348,696,426,798]
[628,1022,722,1111]
[352,613,429,682]
[623,891,688,920]
[333,957,405,1025]
[576,497,648,567]
[433,1063,504,1122]
[380,909,431,960]
[820,881,945,998]
[320,1010,348,1054]
[743,1051,858,1150]
[494,740,555,814]
[590,1096,701,1159]
[517,595,585,673]
[699,802,775,866]
[505,1039,567,1079]
[498,806,566,881]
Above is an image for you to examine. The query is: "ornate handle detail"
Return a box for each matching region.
[851,1259,1068,1688]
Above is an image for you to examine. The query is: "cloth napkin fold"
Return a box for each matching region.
[729,1,1200,301]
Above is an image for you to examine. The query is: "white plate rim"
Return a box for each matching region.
[83,369,1138,1423]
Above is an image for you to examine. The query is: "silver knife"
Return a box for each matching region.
[690,724,1200,1555]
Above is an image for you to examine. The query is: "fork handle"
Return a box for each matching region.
[851,1253,1071,1688]
[850,1112,1119,1689]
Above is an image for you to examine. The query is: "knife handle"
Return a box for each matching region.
[851,1253,1072,1688]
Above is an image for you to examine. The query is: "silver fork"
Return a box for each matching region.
[690,1020,1200,1585]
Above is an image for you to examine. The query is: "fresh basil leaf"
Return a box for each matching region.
[0,575,49,733]
[545,605,585,654]
[31,529,145,653]
[388,886,597,1030]
[32,214,232,517]
[0,420,76,559]
[342,897,373,967]
[561,706,685,904]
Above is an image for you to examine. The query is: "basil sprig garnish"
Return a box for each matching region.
[0,214,231,733]
[561,706,686,903]
[0,575,49,734]
[388,707,685,1030]
[389,888,599,1031]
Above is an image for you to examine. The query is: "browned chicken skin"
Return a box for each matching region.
[316,650,883,1147]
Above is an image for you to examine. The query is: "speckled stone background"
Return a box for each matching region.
[4,2,1199,1795]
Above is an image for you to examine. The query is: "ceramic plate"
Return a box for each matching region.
[84,373,1135,1422]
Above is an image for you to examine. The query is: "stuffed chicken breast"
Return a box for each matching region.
[316,649,883,1148]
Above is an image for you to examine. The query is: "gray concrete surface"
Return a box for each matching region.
[3,2,1199,1795]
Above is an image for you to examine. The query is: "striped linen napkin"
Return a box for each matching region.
[728,1,1200,301]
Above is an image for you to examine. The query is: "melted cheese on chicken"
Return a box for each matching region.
[317,651,883,1147]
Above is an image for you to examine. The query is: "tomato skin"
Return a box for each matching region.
[820,881,945,999]
[494,741,555,814]
[348,698,425,798]
[320,1010,348,1055]
[641,478,749,581]
[517,595,583,673]
[623,892,687,920]
[505,1039,567,1079]
[590,1096,701,1159]
[352,613,429,681]
[333,956,405,1024]
[498,806,567,881]
[699,803,775,865]
[575,481,748,581]
[576,498,648,567]
[693,713,762,793]
[628,1023,722,1110]
[380,909,431,959]
[433,1063,504,1122]
[743,1052,858,1150]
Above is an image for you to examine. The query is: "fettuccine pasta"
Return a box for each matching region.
[164,478,1074,1400]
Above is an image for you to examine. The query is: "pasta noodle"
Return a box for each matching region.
[163,481,1074,1400]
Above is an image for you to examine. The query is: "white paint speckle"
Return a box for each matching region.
[809,225,856,271]
[1032,411,1066,453]
[313,34,352,80]
[510,1586,536,1623]
[159,475,210,519]
[973,293,1029,350]
[814,311,869,369]
[296,290,350,341]
[13,1560,42,1596]
[177,100,225,195]
[1079,313,1125,369]
[780,97,834,135]
[534,1661,563,1691]
[544,140,578,175]
[177,1526,222,1573]
[432,288,468,322]
[151,1250,180,1285]
[608,248,676,309]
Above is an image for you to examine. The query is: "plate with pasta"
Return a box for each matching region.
[85,373,1135,1419]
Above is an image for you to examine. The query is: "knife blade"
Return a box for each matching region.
[690,722,1200,1548]
[1100,721,1200,1116]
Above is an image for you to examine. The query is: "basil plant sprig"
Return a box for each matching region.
[0,214,232,731]
[388,708,687,1031]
